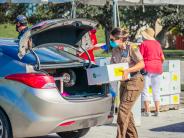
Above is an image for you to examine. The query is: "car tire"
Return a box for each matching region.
[0,110,12,138]
[57,128,90,138]
[61,69,76,87]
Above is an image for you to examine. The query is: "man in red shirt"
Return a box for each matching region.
[140,27,165,116]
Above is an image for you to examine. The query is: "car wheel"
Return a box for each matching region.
[61,69,76,87]
[0,110,12,138]
[57,128,90,138]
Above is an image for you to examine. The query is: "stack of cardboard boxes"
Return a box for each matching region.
[142,60,181,110]
[92,58,181,125]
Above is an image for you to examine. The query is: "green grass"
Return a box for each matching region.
[0,23,106,42]
[96,26,105,43]
[0,24,18,38]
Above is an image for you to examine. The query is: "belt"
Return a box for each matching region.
[130,71,141,77]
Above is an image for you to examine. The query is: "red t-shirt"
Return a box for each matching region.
[139,40,164,74]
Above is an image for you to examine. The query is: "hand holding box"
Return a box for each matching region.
[87,63,129,85]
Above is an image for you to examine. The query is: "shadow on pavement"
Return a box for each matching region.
[150,122,184,133]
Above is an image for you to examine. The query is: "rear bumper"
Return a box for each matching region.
[10,88,112,137]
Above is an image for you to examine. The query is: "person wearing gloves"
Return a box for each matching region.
[110,27,145,138]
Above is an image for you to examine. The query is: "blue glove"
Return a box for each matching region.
[110,87,116,97]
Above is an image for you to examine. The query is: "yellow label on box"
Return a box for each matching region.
[172,74,178,81]
[114,67,124,77]
[173,95,179,104]
[148,86,152,94]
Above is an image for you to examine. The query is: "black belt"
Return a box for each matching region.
[130,71,141,77]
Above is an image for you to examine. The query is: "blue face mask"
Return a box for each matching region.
[110,40,118,48]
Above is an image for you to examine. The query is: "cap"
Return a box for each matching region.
[16,15,28,25]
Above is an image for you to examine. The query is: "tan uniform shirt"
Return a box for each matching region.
[110,44,143,68]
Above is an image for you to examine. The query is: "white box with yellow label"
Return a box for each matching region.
[170,72,181,94]
[87,63,129,85]
[160,95,170,105]
[160,72,170,95]
[144,72,170,96]
[163,60,169,72]
[170,94,180,105]
[169,60,180,72]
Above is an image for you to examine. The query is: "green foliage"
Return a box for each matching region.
[118,6,161,38]
[76,2,113,30]
[0,4,28,24]
[1,3,184,37]
[160,5,184,34]
[29,3,72,24]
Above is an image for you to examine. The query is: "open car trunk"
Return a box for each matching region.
[18,19,109,98]
[43,66,110,99]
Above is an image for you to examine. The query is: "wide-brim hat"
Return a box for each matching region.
[141,28,155,40]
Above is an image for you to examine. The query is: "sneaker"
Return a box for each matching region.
[153,112,159,117]
[142,112,150,117]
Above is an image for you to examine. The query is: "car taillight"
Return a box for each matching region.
[5,73,56,89]
[59,121,76,127]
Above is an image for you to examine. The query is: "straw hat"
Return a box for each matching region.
[141,27,155,40]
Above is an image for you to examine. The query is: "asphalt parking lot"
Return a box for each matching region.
[37,108,184,138]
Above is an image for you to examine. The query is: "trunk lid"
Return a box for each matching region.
[18,18,97,59]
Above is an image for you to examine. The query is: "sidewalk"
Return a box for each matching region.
[137,108,184,138]
[85,108,184,138]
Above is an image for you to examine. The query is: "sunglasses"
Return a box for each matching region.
[110,37,128,42]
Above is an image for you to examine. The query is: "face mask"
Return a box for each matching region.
[110,40,118,48]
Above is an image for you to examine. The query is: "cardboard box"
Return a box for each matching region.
[163,60,180,72]
[147,72,172,96]
[170,94,180,105]
[170,72,181,94]
[169,60,180,72]
[148,86,153,96]
[95,57,110,66]
[160,95,170,105]
[160,72,170,95]
[163,60,169,72]
[87,63,129,85]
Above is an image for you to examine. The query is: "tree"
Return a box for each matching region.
[0,3,28,24]
[160,5,184,35]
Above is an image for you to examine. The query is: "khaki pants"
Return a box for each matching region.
[117,75,144,138]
